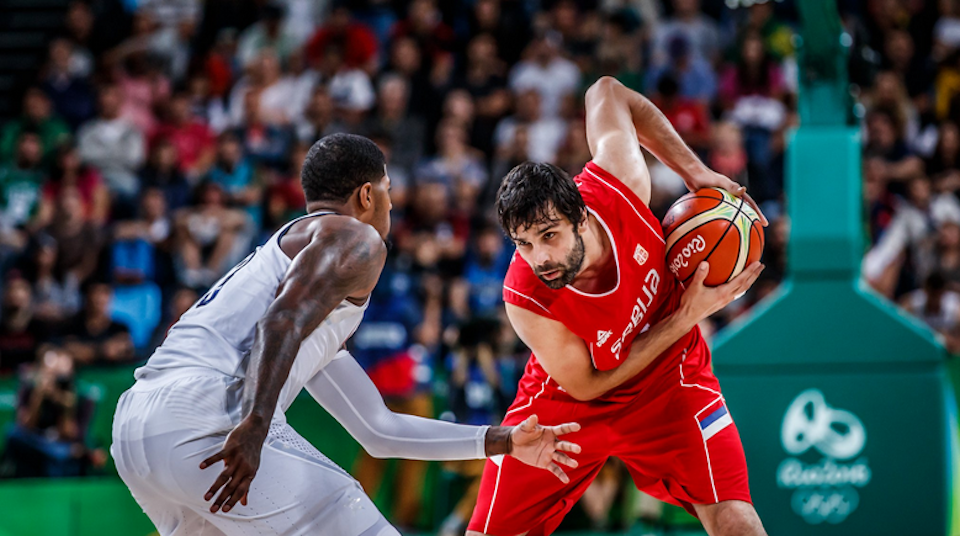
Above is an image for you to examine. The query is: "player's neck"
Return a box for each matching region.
[569,214,617,294]
[305,201,350,218]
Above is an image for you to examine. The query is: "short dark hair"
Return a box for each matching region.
[301,133,385,203]
[496,162,585,238]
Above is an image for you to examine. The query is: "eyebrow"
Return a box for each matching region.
[537,224,558,236]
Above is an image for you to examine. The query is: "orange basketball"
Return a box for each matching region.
[661,187,764,287]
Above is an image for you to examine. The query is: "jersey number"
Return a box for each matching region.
[197,249,257,307]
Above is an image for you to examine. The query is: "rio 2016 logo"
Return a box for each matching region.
[669,235,706,276]
[777,389,871,525]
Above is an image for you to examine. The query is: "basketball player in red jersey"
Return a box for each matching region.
[466,77,769,536]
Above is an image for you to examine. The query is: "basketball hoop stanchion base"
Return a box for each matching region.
[710,1,956,535]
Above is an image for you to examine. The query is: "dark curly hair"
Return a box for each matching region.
[301,133,385,203]
[496,162,586,238]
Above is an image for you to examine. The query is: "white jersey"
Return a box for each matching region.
[135,211,368,413]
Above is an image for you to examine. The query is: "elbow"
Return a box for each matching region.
[363,443,392,459]
[586,76,622,105]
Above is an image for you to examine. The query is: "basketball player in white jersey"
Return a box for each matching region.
[111,134,582,536]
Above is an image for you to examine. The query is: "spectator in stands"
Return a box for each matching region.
[466,0,530,65]
[237,2,299,68]
[25,235,82,324]
[928,122,960,190]
[204,28,241,100]
[295,86,340,144]
[44,187,104,289]
[173,181,248,289]
[391,0,455,74]
[305,5,379,73]
[0,88,70,165]
[650,0,721,67]
[863,107,925,190]
[901,271,960,352]
[864,177,960,296]
[61,282,134,366]
[457,33,510,156]
[363,75,425,181]
[41,38,96,130]
[652,74,712,155]
[317,44,377,127]
[508,33,580,119]
[63,0,96,78]
[418,119,487,216]
[554,120,592,180]
[112,188,174,285]
[263,143,307,235]
[865,156,899,245]
[229,50,301,127]
[232,89,294,172]
[140,139,191,213]
[494,89,567,165]
[76,83,147,210]
[208,131,264,227]
[646,34,717,104]
[450,222,509,320]
[148,286,197,351]
[0,274,48,376]
[109,44,172,137]
[153,91,217,180]
[0,131,51,240]
[43,144,109,227]
[936,220,960,284]
[3,346,101,477]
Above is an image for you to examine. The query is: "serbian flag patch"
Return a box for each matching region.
[698,400,733,440]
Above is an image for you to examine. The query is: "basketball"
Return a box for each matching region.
[662,187,764,287]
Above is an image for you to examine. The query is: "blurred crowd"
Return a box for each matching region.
[0,0,955,531]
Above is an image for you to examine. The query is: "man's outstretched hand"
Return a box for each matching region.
[509,415,582,484]
[199,417,269,513]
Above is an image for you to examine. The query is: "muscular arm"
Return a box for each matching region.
[200,217,386,513]
[242,219,386,431]
[506,303,696,401]
[585,77,767,225]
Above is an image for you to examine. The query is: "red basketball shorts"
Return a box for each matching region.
[467,345,752,535]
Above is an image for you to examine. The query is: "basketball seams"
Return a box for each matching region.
[679,196,747,285]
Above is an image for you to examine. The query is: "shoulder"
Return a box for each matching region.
[309,216,387,268]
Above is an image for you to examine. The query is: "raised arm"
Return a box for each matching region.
[509,261,764,401]
[585,76,766,224]
[200,217,386,514]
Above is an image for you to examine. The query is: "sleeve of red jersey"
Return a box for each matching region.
[579,160,664,240]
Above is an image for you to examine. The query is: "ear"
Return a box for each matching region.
[577,209,589,233]
[358,182,373,210]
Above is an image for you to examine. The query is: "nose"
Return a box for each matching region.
[534,246,552,267]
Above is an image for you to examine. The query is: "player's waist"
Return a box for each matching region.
[131,363,240,392]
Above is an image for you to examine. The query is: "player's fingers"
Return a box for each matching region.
[549,462,570,484]
[553,451,579,469]
[204,466,235,501]
[199,451,226,470]
[554,440,581,454]
[521,414,539,432]
[550,422,580,436]
[742,192,768,226]
[212,475,244,513]
[690,262,709,288]
[222,475,253,513]
[734,263,764,293]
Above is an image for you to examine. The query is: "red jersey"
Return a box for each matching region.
[503,161,699,403]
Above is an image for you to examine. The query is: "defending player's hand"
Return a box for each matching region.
[680,261,765,323]
[199,417,269,513]
[684,170,768,226]
[509,414,582,484]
